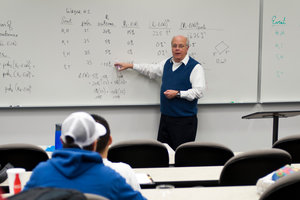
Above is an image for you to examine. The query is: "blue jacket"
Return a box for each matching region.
[24,148,146,200]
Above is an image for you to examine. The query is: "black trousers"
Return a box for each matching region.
[157,114,198,150]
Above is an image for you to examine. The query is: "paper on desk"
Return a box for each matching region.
[135,173,154,184]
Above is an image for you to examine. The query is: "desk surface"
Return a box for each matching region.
[1,166,223,191]
[134,163,300,188]
[141,186,259,200]
[242,110,300,119]
[134,166,222,182]
[4,165,300,199]
[134,166,222,187]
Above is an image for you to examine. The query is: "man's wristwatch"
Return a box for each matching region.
[176,91,181,98]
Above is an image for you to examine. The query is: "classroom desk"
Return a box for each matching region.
[134,166,222,188]
[1,186,259,200]
[2,162,298,193]
[135,163,300,188]
[3,164,300,198]
[141,186,259,200]
[1,166,222,192]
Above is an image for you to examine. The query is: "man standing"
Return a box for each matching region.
[115,35,206,150]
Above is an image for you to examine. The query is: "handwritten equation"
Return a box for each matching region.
[57,8,230,100]
[0,6,232,102]
[0,20,34,95]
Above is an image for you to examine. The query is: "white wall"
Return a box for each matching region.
[1,103,300,152]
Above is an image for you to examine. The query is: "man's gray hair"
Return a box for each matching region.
[171,35,190,47]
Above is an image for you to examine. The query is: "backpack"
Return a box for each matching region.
[7,187,87,200]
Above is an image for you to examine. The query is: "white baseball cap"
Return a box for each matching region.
[61,112,106,148]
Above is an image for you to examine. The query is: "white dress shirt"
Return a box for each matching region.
[133,55,206,101]
[103,158,141,191]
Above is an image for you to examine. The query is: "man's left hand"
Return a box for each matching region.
[164,90,179,99]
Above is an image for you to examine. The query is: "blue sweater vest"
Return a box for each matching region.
[160,57,198,117]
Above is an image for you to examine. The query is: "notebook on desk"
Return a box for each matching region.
[135,173,154,185]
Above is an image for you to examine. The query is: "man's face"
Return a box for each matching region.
[171,36,189,62]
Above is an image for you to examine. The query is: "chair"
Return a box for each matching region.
[174,141,234,167]
[272,134,300,163]
[259,171,300,200]
[107,139,169,168]
[84,193,109,200]
[7,187,87,200]
[0,143,49,171]
[219,148,292,186]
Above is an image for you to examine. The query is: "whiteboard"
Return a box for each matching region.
[261,0,300,103]
[0,0,260,107]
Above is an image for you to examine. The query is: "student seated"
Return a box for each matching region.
[24,112,146,200]
[91,113,141,191]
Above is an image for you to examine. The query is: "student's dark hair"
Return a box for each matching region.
[90,114,111,154]
[62,135,94,151]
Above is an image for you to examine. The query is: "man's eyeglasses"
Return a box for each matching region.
[172,44,186,49]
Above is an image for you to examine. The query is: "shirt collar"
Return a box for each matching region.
[171,54,189,66]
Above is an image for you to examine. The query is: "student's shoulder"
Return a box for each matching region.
[110,161,134,172]
[100,161,129,175]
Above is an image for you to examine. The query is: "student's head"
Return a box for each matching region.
[90,114,111,154]
[61,112,106,151]
[171,35,189,62]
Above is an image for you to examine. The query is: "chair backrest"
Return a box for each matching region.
[259,171,300,200]
[7,187,86,200]
[107,139,169,168]
[219,148,292,186]
[0,143,49,171]
[174,141,234,167]
[84,193,109,200]
[272,134,300,163]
